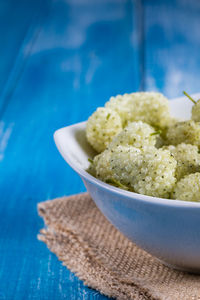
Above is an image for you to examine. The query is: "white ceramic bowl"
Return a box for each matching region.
[54,93,200,273]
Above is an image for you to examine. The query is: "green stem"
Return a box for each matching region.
[106,113,111,120]
[183,91,196,104]
[150,130,162,136]
[88,158,94,164]
[106,178,128,190]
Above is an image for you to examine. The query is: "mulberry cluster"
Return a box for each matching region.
[86,91,200,202]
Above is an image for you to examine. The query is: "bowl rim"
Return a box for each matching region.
[54,120,200,209]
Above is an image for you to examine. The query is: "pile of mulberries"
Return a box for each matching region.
[86,91,200,202]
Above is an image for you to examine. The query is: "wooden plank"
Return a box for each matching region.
[144,0,200,98]
[0,0,140,299]
[0,0,48,109]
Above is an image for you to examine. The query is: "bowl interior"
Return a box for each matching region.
[54,121,96,171]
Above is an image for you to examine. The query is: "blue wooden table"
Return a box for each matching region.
[0,0,200,299]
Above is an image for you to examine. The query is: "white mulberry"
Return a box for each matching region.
[166,120,200,147]
[109,121,157,149]
[110,146,177,198]
[172,173,200,202]
[164,143,200,180]
[105,92,170,129]
[86,107,122,153]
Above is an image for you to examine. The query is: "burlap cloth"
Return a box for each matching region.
[38,193,200,300]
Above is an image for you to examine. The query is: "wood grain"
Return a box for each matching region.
[0,0,48,112]
[0,0,140,299]
[144,0,200,98]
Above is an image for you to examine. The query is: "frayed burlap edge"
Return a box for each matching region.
[38,197,159,300]
[37,193,200,300]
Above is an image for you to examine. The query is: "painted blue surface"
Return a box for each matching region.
[0,0,200,299]
[0,0,139,299]
[0,0,49,109]
[144,0,200,97]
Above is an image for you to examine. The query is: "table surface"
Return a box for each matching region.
[1,0,200,299]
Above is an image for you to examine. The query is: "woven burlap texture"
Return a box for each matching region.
[38,193,200,300]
